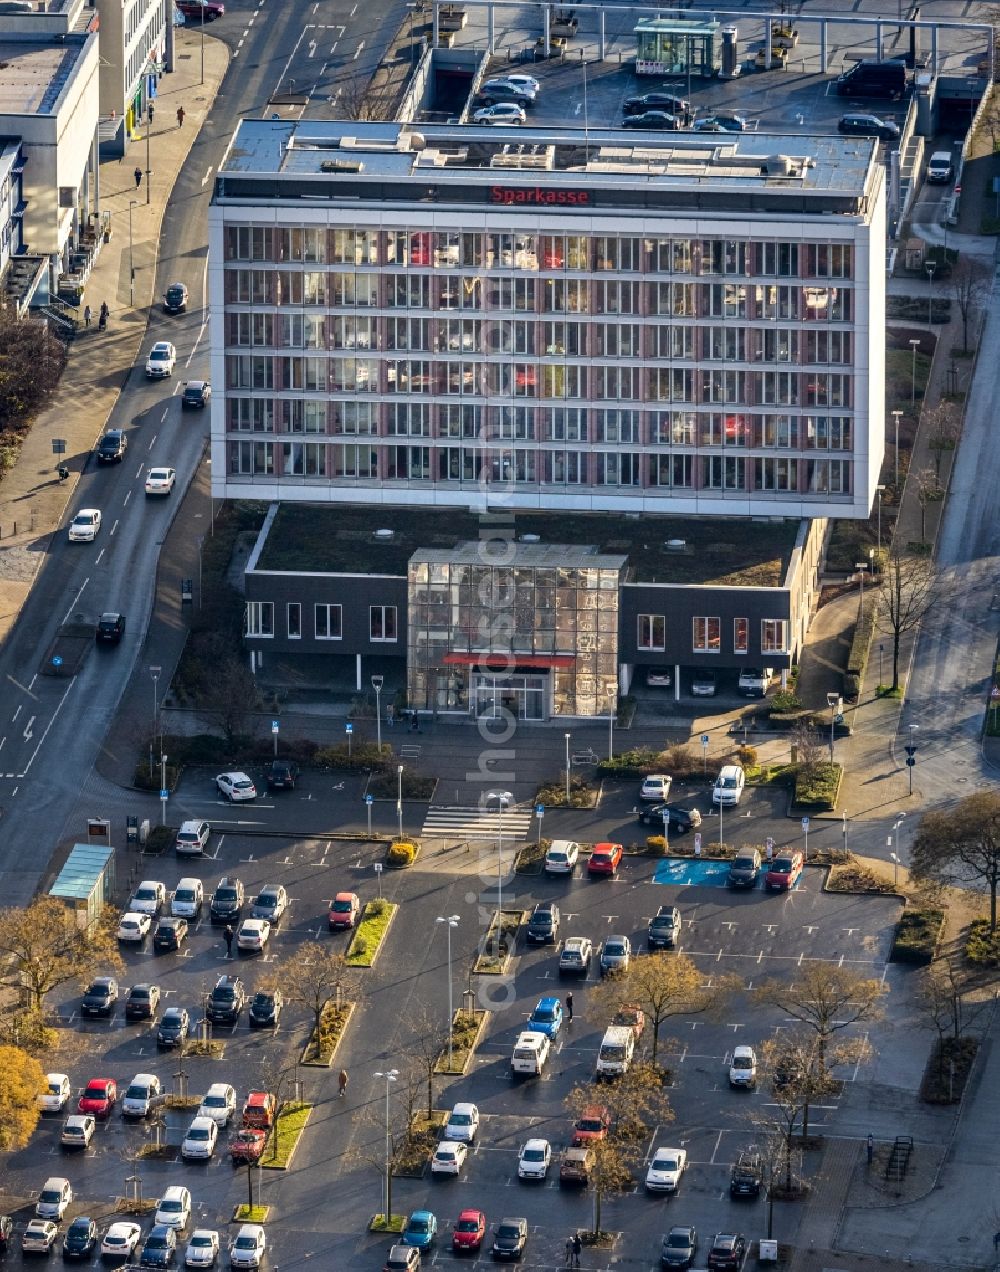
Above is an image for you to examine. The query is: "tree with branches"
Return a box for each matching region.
[0,897,121,1014]
[915,467,944,544]
[925,400,961,480]
[913,792,1000,929]
[919,956,988,1086]
[273,946,356,1052]
[951,257,986,354]
[751,963,886,1076]
[0,1045,46,1153]
[875,550,943,692]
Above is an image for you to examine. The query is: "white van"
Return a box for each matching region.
[596,1025,635,1079]
[171,878,204,919]
[511,1031,550,1078]
[927,151,953,183]
[712,764,746,807]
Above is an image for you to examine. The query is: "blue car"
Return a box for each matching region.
[528,995,563,1039]
[402,1210,437,1250]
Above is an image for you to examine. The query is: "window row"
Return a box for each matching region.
[224,272,855,322]
[246,601,397,642]
[224,226,853,278]
[226,399,853,450]
[228,442,852,493]
[639,615,788,654]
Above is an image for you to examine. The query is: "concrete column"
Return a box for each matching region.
[543,4,550,58]
[819,20,827,74]
[164,0,174,73]
[432,1,439,48]
[875,20,883,60]
[356,654,363,691]
[931,25,938,76]
[765,19,772,68]
[91,127,100,214]
[488,2,494,52]
[674,666,680,702]
[599,10,605,60]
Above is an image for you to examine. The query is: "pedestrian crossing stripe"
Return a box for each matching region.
[421,806,534,840]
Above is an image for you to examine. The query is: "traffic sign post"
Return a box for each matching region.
[661,809,670,854]
[365,792,374,839]
[904,744,918,797]
[693,831,702,858]
[801,815,810,859]
[701,733,710,773]
[345,721,353,759]
[271,719,279,757]
[373,861,384,900]
[535,802,544,843]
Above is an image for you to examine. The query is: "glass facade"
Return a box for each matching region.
[407,545,626,719]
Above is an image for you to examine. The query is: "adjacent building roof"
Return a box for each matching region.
[0,36,88,115]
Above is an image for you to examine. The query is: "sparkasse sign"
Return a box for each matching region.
[488,185,592,206]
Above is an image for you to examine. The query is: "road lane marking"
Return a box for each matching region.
[201,167,214,187]
[61,577,90,624]
[12,706,20,723]
[20,676,76,777]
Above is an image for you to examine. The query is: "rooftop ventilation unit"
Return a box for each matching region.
[665,539,687,552]
[373,529,395,541]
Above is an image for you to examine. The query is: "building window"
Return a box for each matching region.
[246,602,273,638]
[734,618,748,654]
[692,617,721,652]
[315,605,342,640]
[638,614,665,651]
[761,619,788,653]
[287,603,301,639]
[371,606,398,642]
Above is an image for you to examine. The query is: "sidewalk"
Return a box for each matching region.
[0,30,228,643]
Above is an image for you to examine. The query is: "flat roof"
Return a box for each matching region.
[0,36,87,115]
[49,842,114,900]
[253,505,798,587]
[217,119,877,213]
[412,541,628,570]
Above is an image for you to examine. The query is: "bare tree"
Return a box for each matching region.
[336,70,397,122]
[925,400,961,479]
[0,310,68,432]
[951,257,987,354]
[919,957,989,1087]
[874,550,942,692]
[915,467,943,544]
[192,649,262,747]
[913,793,1000,929]
[273,946,356,1055]
[793,720,823,779]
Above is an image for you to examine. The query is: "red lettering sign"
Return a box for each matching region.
[488,185,591,207]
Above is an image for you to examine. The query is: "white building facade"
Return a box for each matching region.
[96,0,167,153]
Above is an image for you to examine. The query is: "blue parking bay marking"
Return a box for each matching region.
[653,858,731,887]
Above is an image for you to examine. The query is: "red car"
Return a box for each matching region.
[175,0,225,17]
[328,892,360,930]
[588,842,623,877]
[78,1078,117,1119]
[452,1210,486,1254]
[571,1105,610,1146]
[765,849,803,892]
[230,1129,267,1164]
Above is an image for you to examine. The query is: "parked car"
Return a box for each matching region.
[176,820,210,855]
[210,878,245,924]
[526,901,559,943]
[692,111,746,130]
[185,1229,221,1268]
[78,1079,116,1118]
[451,1210,486,1254]
[123,1072,162,1118]
[175,0,225,20]
[241,1090,277,1131]
[249,988,283,1027]
[181,380,212,408]
[728,849,762,889]
[172,877,204,917]
[622,109,683,130]
[661,1226,698,1269]
[101,1221,142,1259]
[491,1217,528,1260]
[36,1177,73,1220]
[527,996,563,1039]
[230,1224,266,1268]
[599,934,631,976]
[118,912,152,943]
[738,666,772,696]
[230,1129,267,1165]
[713,764,746,807]
[130,879,167,915]
[611,1003,645,1036]
[430,1141,467,1175]
[125,983,161,1021]
[708,1232,748,1270]
[765,849,803,891]
[572,1105,610,1146]
[39,1073,71,1112]
[157,1006,190,1048]
[383,1244,420,1272]
[250,884,288,925]
[328,891,360,930]
[199,1083,236,1127]
[22,1220,58,1254]
[648,904,681,950]
[96,612,127,643]
[81,976,118,1015]
[154,916,189,952]
[623,91,691,119]
[216,771,257,802]
[837,111,900,141]
[645,1146,687,1193]
[145,341,177,378]
[472,102,526,124]
[637,802,701,832]
[63,1216,98,1260]
[645,665,672,687]
[640,774,672,802]
[517,1139,551,1181]
[588,841,623,877]
[401,1210,437,1250]
[544,839,579,874]
[145,467,177,496]
[140,1224,178,1268]
[154,1185,192,1230]
[266,758,299,789]
[61,1115,95,1150]
[730,1151,763,1198]
[481,76,536,102]
[182,1116,219,1161]
[691,669,717,696]
[729,1045,757,1089]
[559,1146,593,1185]
[558,936,592,976]
[96,429,127,463]
[443,1103,479,1142]
[207,975,246,1023]
[236,918,270,953]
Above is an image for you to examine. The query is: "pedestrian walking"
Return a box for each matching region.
[993,1231,1000,1254]
[565,1237,574,1268]
[386,703,394,728]
[83,303,92,327]
[176,106,185,127]
[338,1069,348,1098]
[565,991,573,1022]
[223,925,234,958]
[148,103,155,124]
[572,1233,582,1268]
[410,710,419,733]
[98,301,109,331]
[133,166,142,189]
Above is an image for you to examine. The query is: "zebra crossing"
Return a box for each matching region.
[420,805,535,841]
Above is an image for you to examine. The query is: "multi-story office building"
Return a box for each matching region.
[209,119,884,520]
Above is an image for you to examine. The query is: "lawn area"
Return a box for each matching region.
[434,1009,488,1075]
[369,1215,406,1234]
[263,1102,312,1169]
[233,1206,269,1223]
[346,899,397,967]
[301,1000,354,1066]
[886,344,932,407]
[793,762,842,810]
[890,908,945,965]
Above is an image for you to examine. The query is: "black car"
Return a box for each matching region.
[728,850,762,889]
[661,1225,698,1270]
[647,904,681,950]
[163,282,188,313]
[622,110,682,130]
[181,380,211,408]
[526,901,560,944]
[153,917,188,952]
[62,1217,98,1260]
[139,1225,177,1268]
[249,988,283,1028]
[96,612,126,644]
[707,1232,747,1271]
[837,112,900,141]
[637,802,700,833]
[266,759,300,789]
[623,91,690,120]
[96,429,127,463]
[125,983,161,1021]
[157,1006,190,1048]
[210,876,245,924]
[492,1217,528,1260]
[81,976,119,1016]
[207,974,246,1024]
[729,1151,762,1198]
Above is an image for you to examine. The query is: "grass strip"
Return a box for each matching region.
[262,1102,312,1170]
[346,900,397,967]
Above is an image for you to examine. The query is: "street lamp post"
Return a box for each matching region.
[909,338,920,405]
[373,1068,398,1221]
[842,811,848,855]
[487,791,513,956]
[128,199,138,307]
[855,561,868,608]
[607,686,616,761]
[826,692,841,764]
[564,732,571,805]
[879,643,884,690]
[160,753,168,825]
[396,765,404,840]
[926,261,936,326]
[372,675,384,754]
[145,98,152,206]
[875,484,886,557]
[149,665,161,779]
[436,915,460,1068]
[892,410,903,487]
[905,725,919,796]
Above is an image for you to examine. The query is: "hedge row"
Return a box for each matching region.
[890,907,945,965]
[845,594,876,702]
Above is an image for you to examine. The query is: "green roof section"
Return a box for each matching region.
[254,504,798,588]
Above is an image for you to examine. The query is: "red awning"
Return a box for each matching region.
[442,653,576,669]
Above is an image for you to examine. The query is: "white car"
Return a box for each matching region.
[713,764,746,807]
[482,75,536,101]
[101,1221,142,1259]
[645,1146,687,1193]
[117,912,152,943]
[230,1223,266,1268]
[123,1072,162,1118]
[472,102,526,124]
[176,820,211,856]
[22,1220,59,1254]
[186,1228,221,1267]
[172,877,205,917]
[182,1115,219,1160]
[640,774,672,802]
[236,918,270,952]
[145,466,177,496]
[155,1185,192,1230]
[430,1140,468,1176]
[39,1073,71,1112]
[443,1102,479,1142]
[517,1138,551,1180]
[544,839,580,875]
[68,508,102,542]
[36,1177,72,1219]
[216,771,257,802]
[145,340,177,377]
[199,1083,236,1127]
[60,1114,95,1149]
[129,879,167,915]
[729,1044,757,1088]
[498,71,540,93]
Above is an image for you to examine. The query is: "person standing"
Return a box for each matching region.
[338,1069,348,1098]
[565,1237,574,1268]
[83,303,91,327]
[98,301,109,330]
[176,106,185,127]
[223,925,234,958]
[572,1233,582,1268]
[133,166,142,190]
[565,991,574,1022]
[386,703,394,728]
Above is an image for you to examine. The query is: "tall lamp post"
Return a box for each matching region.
[855,560,869,608]
[372,675,384,753]
[149,665,161,779]
[128,199,138,307]
[607,685,616,761]
[909,338,920,405]
[436,915,460,1068]
[487,790,513,956]
[826,692,841,764]
[396,765,404,840]
[875,484,886,556]
[373,1068,398,1221]
[891,410,903,487]
[564,732,571,805]
[925,261,936,326]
